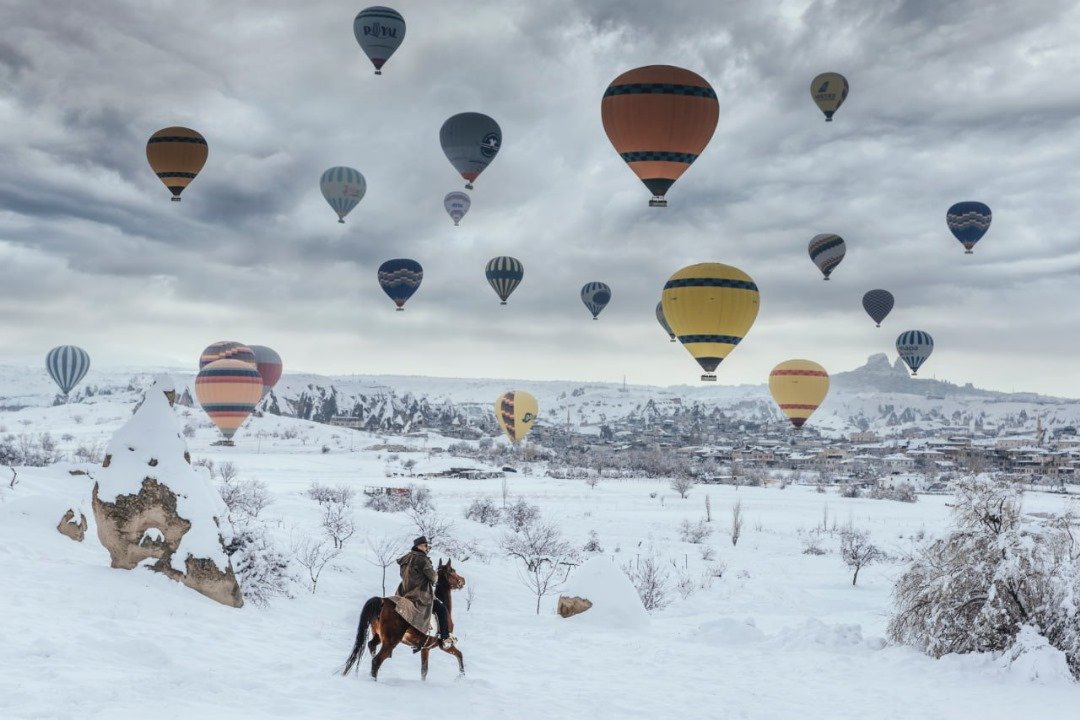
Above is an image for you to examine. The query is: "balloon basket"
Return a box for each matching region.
[965,250,973,255]
[500,301,507,306]
[701,374,717,382]
[823,277,830,281]
[338,218,345,224]
[648,197,668,208]
[465,183,474,190]
[171,197,181,202]
[375,70,382,75]
[211,439,235,447]
[669,338,676,343]
[396,307,404,312]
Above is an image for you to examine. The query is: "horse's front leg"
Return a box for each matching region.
[443,645,465,676]
[420,646,431,681]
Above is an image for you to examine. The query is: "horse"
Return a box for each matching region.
[342,558,466,681]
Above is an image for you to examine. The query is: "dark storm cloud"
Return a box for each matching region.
[1,0,1079,394]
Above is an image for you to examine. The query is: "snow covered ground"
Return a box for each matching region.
[2,393,1079,719]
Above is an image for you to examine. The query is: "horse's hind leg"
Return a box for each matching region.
[420,647,431,681]
[367,630,380,657]
[371,642,395,681]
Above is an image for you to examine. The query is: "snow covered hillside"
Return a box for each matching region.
[1,387,1078,719]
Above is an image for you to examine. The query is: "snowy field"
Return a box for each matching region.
[1,394,1079,719]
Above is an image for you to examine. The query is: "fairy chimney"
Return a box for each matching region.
[92,378,242,607]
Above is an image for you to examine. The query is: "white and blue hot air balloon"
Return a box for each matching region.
[46,345,90,397]
[320,166,366,223]
[896,330,933,376]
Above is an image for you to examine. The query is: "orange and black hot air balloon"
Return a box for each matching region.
[146,127,208,201]
[601,65,719,207]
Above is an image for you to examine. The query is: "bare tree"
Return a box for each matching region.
[670,474,696,499]
[364,534,401,595]
[679,518,712,543]
[730,499,744,547]
[705,494,712,522]
[839,527,881,585]
[291,535,341,593]
[501,520,576,614]
[218,461,238,484]
[407,506,455,548]
[465,580,478,611]
[321,502,356,549]
[584,474,600,490]
[8,467,17,490]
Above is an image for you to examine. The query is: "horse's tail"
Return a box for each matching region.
[342,596,382,676]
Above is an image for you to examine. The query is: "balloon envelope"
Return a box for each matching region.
[146,127,208,201]
[353,6,405,74]
[946,201,991,253]
[195,359,263,441]
[769,360,830,429]
[862,289,894,327]
[661,263,760,381]
[444,191,471,226]
[808,234,846,280]
[440,113,501,189]
[495,391,538,443]
[601,65,718,207]
[656,302,675,341]
[581,282,611,319]
[810,72,849,121]
[896,330,934,375]
[485,257,523,304]
[46,345,90,395]
[199,341,256,369]
[378,259,423,309]
[248,345,283,399]
[320,167,366,223]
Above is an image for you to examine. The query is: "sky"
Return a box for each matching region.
[1,0,1080,396]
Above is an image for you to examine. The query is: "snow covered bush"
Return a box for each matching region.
[306,482,355,508]
[501,519,577,613]
[621,554,671,612]
[224,518,295,607]
[670,475,697,499]
[679,518,712,544]
[869,482,918,503]
[464,496,502,526]
[503,498,540,532]
[889,477,1080,679]
[219,477,273,519]
[321,502,356,549]
[800,528,828,555]
[583,530,603,554]
[0,433,63,466]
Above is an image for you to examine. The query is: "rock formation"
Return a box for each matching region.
[56,508,87,542]
[92,378,242,607]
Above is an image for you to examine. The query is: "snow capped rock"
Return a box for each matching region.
[559,556,649,628]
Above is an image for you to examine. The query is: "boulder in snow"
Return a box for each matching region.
[92,379,242,608]
[56,508,87,542]
[558,556,648,627]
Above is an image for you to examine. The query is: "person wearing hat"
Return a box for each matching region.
[397,536,452,650]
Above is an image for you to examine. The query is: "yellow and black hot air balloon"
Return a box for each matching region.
[146,127,208,201]
[810,73,848,122]
[768,360,829,429]
[601,65,719,207]
[661,263,759,382]
[495,391,538,444]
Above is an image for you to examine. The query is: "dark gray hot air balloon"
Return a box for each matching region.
[861,289,894,327]
[440,113,501,190]
[46,345,90,397]
[485,256,523,305]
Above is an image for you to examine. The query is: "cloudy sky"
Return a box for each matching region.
[2,0,1079,396]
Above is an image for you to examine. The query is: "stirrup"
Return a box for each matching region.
[441,635,457,649]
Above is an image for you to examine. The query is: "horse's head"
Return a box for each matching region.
[438,559,466,590]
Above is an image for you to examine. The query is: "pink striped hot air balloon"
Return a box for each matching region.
[199,341,256,369]
[195,359,263,441]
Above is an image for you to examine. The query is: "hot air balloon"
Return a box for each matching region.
[862,289,894,327]
[146,127,208,201]
[195,359,263,442]
[199,341,256,369]
[495,391,538,444]
[661,263,760,382]
[440,113,501,190]
[769,360,830,429]
[248,345,283,399]
[656,301,676,342]
[353,6,405,75]
[378,259,423,310]
[485,257,523,305]
[896,330,934,376]
[320,167,366,223]
[45,345,90,397]
[601,65,719,207]
[444,191,471,226]
[809,234,846,280]
[946,201,991,254]
[581,282,611,319]
[810,72,849,121]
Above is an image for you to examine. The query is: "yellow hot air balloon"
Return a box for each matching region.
[769,359,829,429]
[495,391,538,443]
[661,263,760,381]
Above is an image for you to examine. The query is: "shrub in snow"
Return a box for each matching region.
[621,554,671,612]
[669,475,696,499]
[0,432,63,466]
[868,482,918,503]
[91,379,243,607]
[679,518,712,544]
[501,519,577,614]
[730,499,744,547]
[502,498,540,532]
[306,482,355,508]
[321,502,356,549]
[225,519,295,607]
[438,534,489,563]
[837,483,862,499]
[464,496,502,526]
[889,477,1080,680]
[800,528,828,556]
[220,477,273,519]
[583,530,603,554]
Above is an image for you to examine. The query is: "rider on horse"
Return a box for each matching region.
[398,536,453,651]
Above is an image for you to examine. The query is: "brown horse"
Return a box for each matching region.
[342,558,466,681]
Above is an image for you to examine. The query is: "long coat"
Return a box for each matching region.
[391,549,436,633]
